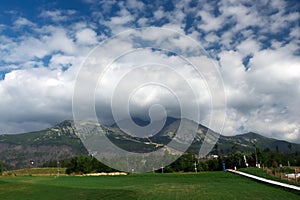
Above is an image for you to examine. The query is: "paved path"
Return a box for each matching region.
[227,169,300,191]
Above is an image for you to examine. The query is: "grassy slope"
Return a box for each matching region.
[239,167,300,186]
[0,172,299,200]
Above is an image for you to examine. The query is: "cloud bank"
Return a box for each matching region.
[0,0,299,143]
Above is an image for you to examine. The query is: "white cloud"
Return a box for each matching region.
[218,41,300,142]
[40,10,76,22]
[0,67,74,134]
[110,8,134,25]
[219,50,246,84]
[153,8,165,20]
[49,54,78,70]
[137,17,148,27]
[45,27,76,54]
[289,26,300,40]
[125,0,144,11]
[198,10,224,32]
[13,17,35,28]
[204,33,220,43]
[236,38,260,56]
[98,6,135,34]
[1,26,76,63]
[75,28,98,45]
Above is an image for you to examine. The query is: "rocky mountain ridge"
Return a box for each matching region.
[1,118,299,169]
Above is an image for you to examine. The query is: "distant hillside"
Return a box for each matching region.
[219,132,299,154]
[0,120,87,169]
[1,119,300,169]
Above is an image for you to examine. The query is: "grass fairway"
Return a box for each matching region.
[0,172,299,200]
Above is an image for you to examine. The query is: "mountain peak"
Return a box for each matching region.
[242,132,265,139]
[49,120,76,137]
[54,120,75,128]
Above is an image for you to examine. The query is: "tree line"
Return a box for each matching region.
[42,155,116,174]
[40,146,300,175]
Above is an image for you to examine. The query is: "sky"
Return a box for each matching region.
[0,0,300,143]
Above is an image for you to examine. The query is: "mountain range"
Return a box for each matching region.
[0,118,299,169]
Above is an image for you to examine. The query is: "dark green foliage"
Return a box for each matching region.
[194,149,300,172]
[158,152,221,172]
[207,159,220,171]
[156,149,300,173]
[224,152,246,169]
[250,149,300,167]
[174,152,195,172]
[198,160,209,171]
[0,161,12,175]
[164,152,198,172]
[41,148,300,174]
[42,158,72,168]
[65,155,116,174]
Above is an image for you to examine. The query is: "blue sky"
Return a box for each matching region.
[0,0,300,143]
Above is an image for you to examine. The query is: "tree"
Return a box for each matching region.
[207,159,219,171]
[66,155,115,175]
[0,161,11,175]
[198,160,209,171]
[224,152,245,169]
[168,152,196,172]
[256,146,263,164]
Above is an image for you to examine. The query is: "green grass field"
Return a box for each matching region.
[0,172,299,200]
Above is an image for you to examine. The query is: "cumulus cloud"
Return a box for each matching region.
[100,5,135,34]
[70,28,226,139]
[220,39,300,141]
[0,26,77,63]
[198,10,224,32]
[0,67,74,133]
[75,28,98,45]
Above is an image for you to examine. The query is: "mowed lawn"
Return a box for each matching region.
[0,172,299,200]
